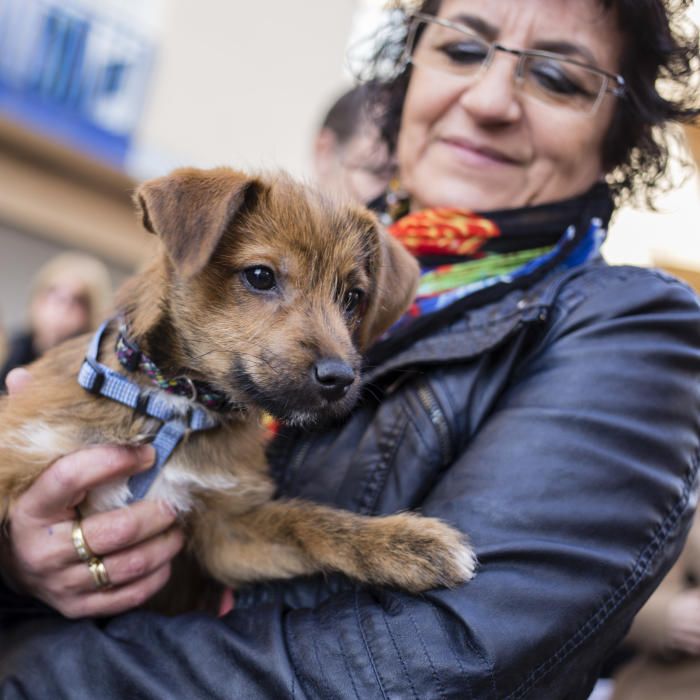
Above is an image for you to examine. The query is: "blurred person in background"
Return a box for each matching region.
[0,252,112,388]
[1,1,700,698]
[0,314,6,369]
[312,83,394,203]
[610,514,700,700]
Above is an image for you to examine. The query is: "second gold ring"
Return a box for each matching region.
[87,557,112,590]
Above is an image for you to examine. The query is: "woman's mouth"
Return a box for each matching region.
[439,137,521,168]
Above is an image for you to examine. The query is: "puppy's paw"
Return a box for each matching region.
[368,514,477,593]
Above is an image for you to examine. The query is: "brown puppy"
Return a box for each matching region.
[0,167,476,612]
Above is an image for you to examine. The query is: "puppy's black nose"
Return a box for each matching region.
[312,358,355,401]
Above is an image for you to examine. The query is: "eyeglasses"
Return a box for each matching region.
[403,13,626,115]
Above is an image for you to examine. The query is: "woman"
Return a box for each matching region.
[0,252,112,388]
[1,0,699,697]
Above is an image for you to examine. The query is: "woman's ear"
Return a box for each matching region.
[134,167,262,278]
[358,221,420,349]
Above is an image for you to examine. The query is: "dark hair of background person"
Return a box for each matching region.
[320,83,378,145]
[362,0,700,208]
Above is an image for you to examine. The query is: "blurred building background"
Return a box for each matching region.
[0,0,698,333]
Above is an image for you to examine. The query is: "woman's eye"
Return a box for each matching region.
[439,41,488,65]
[243,266,276,291]
[343,289,365,315]
[530,60,588,96]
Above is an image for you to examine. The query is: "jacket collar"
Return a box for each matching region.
[362,261,602,384]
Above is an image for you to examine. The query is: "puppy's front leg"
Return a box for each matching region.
[193,499,476,593]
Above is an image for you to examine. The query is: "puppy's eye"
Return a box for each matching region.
[343,288,365,314]
[243,266,276,291]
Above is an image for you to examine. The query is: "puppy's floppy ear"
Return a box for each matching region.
[358,219,420,350]
[134,167,261,278]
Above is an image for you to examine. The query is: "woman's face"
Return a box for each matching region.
[31,279,91,352]
[397,0,623,211]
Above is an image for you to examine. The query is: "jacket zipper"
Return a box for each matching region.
[416,380,452,467]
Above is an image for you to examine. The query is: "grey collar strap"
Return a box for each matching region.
[78,320,221,502]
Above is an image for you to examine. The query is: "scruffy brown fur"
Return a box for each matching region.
[0,167,476,612]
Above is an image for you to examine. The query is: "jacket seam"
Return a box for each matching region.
[311,625,335,700]
[431,606,482,698]
[381,611,421,700]
[287,615,314,700]
[355,591,390,700]
[406,606,449,700]
[506,438,700,699]
[336,631,363,700]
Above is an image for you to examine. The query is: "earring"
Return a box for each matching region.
[385,176,411,222]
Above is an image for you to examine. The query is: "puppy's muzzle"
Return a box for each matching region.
[312,358,356,402]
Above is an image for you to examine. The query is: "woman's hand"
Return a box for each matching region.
[2,369,185,618]
[666,589,700,656]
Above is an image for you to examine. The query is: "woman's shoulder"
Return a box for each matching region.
[538,261,700,327]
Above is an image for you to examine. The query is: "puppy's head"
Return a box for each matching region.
[134,167,418,426]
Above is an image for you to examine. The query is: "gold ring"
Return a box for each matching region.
[71,519,94,562]
[87,557,112,590]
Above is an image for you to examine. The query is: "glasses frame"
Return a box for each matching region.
[403,12,627,115]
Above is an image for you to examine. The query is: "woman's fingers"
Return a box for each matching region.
[81,499,178,559]
[61,563,175,619]
[2,438,188,617]
[64,525,184,591]
[668,590,700,654]
[5,367,33,395]
[11,509,184,618]
[673,628,700,655]
[35,500,179,567]
[17,444,156,522]
[98,525,184,588]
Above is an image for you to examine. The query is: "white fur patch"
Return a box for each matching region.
[7,421,81,466]
[10,395,239,517]
[83,457,239,515]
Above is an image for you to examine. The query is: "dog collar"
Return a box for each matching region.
[77,319,234,503]
[114,322,234,411]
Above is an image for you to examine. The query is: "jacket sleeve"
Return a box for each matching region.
[1,267,699,700]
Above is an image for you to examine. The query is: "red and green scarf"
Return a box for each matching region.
[370,183,614,359]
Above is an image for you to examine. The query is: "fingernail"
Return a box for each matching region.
[137,445,156,468]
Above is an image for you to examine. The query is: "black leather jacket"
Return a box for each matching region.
[2,261,699,699]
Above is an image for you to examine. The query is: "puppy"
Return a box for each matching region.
[0,167,476,612]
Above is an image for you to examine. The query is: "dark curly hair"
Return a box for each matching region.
[360,0,700,208]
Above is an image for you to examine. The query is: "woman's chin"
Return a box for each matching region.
[409,175,526,213]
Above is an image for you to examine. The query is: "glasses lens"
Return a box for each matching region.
[521,54,605,112]
[409,18,489,80]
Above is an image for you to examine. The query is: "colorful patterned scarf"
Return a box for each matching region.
[369,182,614,361]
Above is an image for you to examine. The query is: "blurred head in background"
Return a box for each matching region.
[29,252,112,354]
[0,313,6,368]
[313,83,395,204]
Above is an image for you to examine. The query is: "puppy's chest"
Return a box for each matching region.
[84,448,242,515]
[43,392,253,514]
[76,392,260,516]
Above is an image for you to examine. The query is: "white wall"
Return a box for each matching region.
[132,0,356,178]
[604,166,700,269]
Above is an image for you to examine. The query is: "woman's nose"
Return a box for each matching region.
[457,54,523,124]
